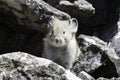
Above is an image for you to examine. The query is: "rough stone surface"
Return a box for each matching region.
[0,52,81,80]
[72,34,107,73]
[109,20,120,57]
[0,0,70,32]
[0,0,95,33]
[108,19,120,76]
[78,71,95,80]
[59,0,95,17]
[97,77,120,80]
[71,34,118,78]
[0,0,120,79]
[46,0,95,27]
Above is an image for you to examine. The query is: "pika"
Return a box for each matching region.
[43,16,81,69]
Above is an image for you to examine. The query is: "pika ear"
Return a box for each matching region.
[48,16,55,29]
[49,16,55,22]
[69,18,78,33]
[48,16,55,26]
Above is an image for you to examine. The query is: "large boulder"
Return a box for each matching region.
[78,71,95,80]
[108,19,120,76]
[46,0,95,20]
[0,52,82,80]
[0,0,95,32]
[0,0,71,32]
[97,77,120,80]
[109,20,120,57]
[71,34,118,78]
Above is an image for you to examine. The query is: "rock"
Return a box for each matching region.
[97,77,120,80]
[46,0,95,24]
[108,19,120,76]
[78,71,95,80]
[109,20,120,57]
[71,34,107,73]
[0,52,82,80]
[0,0,70,32]
[0,0,120,79]
[72,48,102,72]
[71,34,118,78]
[59,1,74,6]
[59,0,95,15]
[74,0,95,12]
[44,0,120,38]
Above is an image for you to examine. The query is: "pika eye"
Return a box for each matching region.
[63,31,65,34]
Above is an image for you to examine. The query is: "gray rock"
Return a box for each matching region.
[59,0,95,13]
[74,0,95,12]
[78,71,95,80]
[97,77,120,80]
[97,77,109,80]
[71,34,107,73]
[0,0,70,32]
[47,0,95,24]
[0,52,82,80]
[109,20,120,57]
[108,19,120,76]
[71,34,118,78]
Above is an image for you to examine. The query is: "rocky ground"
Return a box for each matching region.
[0,0,120,80]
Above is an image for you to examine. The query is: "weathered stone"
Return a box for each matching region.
[0,52,82,80]
[71,34,106,73]
[109,20,120,57]
[71,34,118,78]
[78,71,95,80]
[46,0,95,24]
[107,19,120,76]
[97,77,120,80]
[0,0,70,32]
[0,0,120,79]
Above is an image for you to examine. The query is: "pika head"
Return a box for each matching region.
[46,16,78,47]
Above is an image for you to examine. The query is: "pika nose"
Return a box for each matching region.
[55,38,59,43]
[55,37,59,43]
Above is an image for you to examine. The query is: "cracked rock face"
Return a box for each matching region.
[71,35,107,74]
[0,52,81,80]
[108,19,120,76]
[0,0,120,79]
[71,34,118,78]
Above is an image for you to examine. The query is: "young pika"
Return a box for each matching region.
[43,16,81,69]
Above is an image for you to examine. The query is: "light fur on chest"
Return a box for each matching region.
[43,38,80,69]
